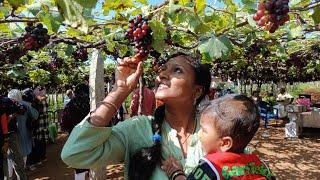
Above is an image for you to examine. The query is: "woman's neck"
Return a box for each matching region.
[164,104,195,134]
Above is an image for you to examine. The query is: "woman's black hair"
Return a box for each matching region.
[128,105,165,180]
[128,53,211,180]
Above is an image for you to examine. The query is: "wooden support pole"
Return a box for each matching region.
[89,49,107,180]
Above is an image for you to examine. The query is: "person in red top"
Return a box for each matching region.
[130,78,156,116]
[162,94,275,180]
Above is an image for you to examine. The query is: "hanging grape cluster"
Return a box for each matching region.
[0,22,50,64]
[253,0,290,33]
[72,48,88,62]
[125,15,152,62]
[0,46,26,65]
[48,52,63,72]
[23,22,50,50]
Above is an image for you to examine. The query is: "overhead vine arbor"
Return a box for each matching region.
[0,0,320,92]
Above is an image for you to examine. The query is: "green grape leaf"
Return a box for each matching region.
[66,27,83,36]
[105,38,116,52]
[0,24,11,33]
[74,0,98,8]
[56,0,89,34]
[103,0,134,15]
[27,69,51,85]
[194,0,205,14]
[118,44,129,57]
[149,20,167,53]
[312,6,320,25]
[135,0,147,4]
[172,10,202,33]
[178,0,190,6]
[65,45,74,56]
[25,2,42,15]
[38,11,63,33]
[290,0,311,7]
[223,0,238,13]
[198,35,232,59]
[0,6,10,19]
[7,0,25,9]
[288,25,303,39]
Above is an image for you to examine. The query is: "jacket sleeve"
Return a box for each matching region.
[61,115,153,169]
[26,103,39,120]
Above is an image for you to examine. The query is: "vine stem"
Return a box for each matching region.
[291,1,320,11]
[0,19,38,24]
[148,0,169,17]
[206,4,233,15]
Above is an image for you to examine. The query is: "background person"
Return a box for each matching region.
[130,78,156,117]
[60,83,90,180]
[7,89,28,180]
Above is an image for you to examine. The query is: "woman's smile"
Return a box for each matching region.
[158,83,169,90]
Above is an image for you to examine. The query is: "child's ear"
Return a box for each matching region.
[220,136,233,152]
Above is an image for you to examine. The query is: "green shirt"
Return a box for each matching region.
[61,115,203,179]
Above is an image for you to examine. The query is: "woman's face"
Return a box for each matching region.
[155,56,198,104]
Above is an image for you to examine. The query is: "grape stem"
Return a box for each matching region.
[0,19,38,24]
[149,0,169,17]
[206,4,233,15]
[169,27,199,38]
[291,1,320,11]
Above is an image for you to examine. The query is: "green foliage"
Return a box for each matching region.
[28,69,51,85]
[56,0,89,33]
[149,20,167,53]
[198,35,232,59]
[312,6,320,25]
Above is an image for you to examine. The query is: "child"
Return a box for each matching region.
[161,94,275,180]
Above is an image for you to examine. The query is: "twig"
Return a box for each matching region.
[89,21,127,29]
[206,4,233,15]
[169,27,199,38]
[149,0,169,17]
[291,1,320,11]
[172,42,199,50]
[0,19,38,24]
[0,39,22,47]
[218,20,249,35]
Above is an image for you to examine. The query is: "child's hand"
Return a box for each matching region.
[161,156,184,177]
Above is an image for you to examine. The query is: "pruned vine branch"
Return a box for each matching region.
[0,18,38,24]
[291,0,320,11]
[206,4,234,15]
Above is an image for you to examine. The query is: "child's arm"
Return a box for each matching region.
[161,156,186,180]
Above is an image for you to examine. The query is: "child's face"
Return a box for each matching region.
[198,113,222,154]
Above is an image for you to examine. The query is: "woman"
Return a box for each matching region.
[61,52,211,179]
[7,89,29,180]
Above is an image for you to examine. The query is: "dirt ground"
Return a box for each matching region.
[28,120,320,180]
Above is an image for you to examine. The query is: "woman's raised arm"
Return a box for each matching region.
[90,58,143,127]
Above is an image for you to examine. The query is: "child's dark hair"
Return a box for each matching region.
[128,53,211,180]
[202,94,260,153]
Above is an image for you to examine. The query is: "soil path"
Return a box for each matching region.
[27,120,320,180]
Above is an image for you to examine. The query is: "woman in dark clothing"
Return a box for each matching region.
[60,83,90,180]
